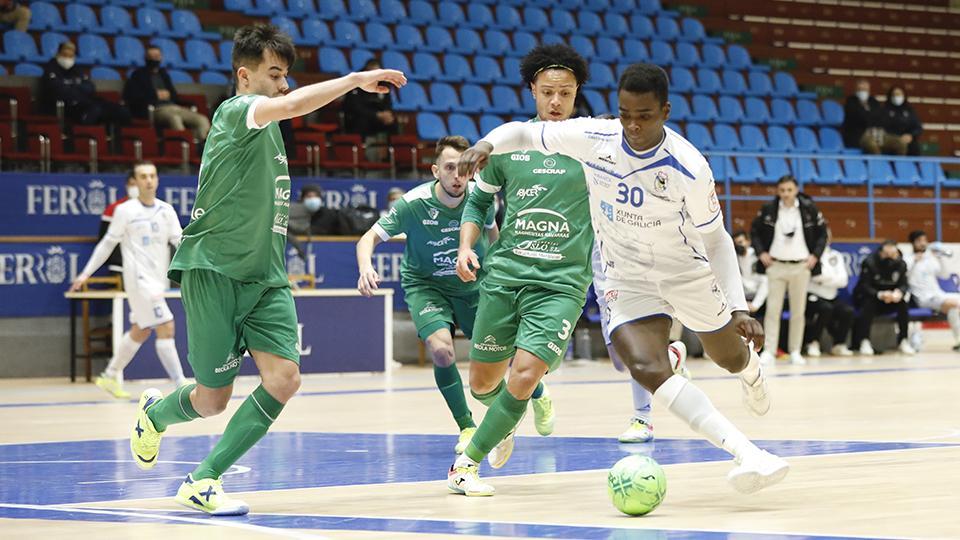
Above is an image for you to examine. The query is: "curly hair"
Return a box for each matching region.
[520,44,589,87]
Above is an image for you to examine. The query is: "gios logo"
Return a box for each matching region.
[510,153,531,162]
[516,184,548,199]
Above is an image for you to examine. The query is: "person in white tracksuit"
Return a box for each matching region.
[907,230,960,351]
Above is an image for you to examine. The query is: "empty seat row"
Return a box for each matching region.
[708,156,948,187]
[683,123,849,154]
[28,3,218,40]
[666,94,837,127]
[416,112,529,144]
[395,82,536,115]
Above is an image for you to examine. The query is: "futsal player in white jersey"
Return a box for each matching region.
[459,64,789,493]
[70,161,187,398]
[907,230,960,351]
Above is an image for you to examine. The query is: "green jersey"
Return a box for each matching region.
[462,147,592,298]
[169,94,291,287]
[374,180,496,295]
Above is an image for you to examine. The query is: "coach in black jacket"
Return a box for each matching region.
[750,175,827,365]
[850,240,913,355]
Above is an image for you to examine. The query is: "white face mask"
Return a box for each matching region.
[127,185,140,199]
[56,56,75,70]
[856,90,869,102]
[891,95,905,106]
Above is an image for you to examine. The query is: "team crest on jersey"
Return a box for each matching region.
[428,207,439,220]
[604,290,619,304]
[655,171,668,192]
[708,191,720,213]
[600,201,614,221]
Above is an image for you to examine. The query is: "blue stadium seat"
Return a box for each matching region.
[773,71,817,99]
[638,0,664,16]
[490,85,522,115]
[893,160,922,186]
[689,95,717,123]
[90,66,121,80]
[523,89,536,113]
[470,55,503,84]
[394,25,423,52]
[40,32,69,60]
[604,13,630,37]
[246,0,286,16]
[185,40,219,70]
[674,42,700,68]
[815,159,843,184]
[584,0,611,12]
[13,62,43,76]
[733,156,763,183]
[223,0,254,13]
[763,157,791,183]
[296,19,328,47]
[794,126,819,153]
[582,89,608,116]
[770,99,796,125]
[428,82,461,113]
[701,44,725,69]
[316,0,347,20]
[459,84,491,114]
[65,4,102,33]
[670,67,695,93]
[508,32,535,56]
[920,162,946,187]
[744,97,771,124]
[740,125,767,152]
[423,26,453,53]
[436,2,466,28]
[363,22,394,51]
[394,81,428,112]
[795,99,821,126]
[655,16,680,41]
[348,0,378,21]
[410,52,441,81]
[481,30,511,57]
[685,122,714,151]
[286,0,317,17]
[550,9,576,34]
[381,50,411,74]
[439,53,473,83]
[713,124,741,151]
[502,57,522,85]
[695,68,721,95]
[479,114,505,136]
[137,8,171,36]
[609,0,638,14]
[868,159,896,185]
[842,159,868,185]
[199,71,229,85]
[152,38,188,69]
[680,18,711,43]
[570,35,595,59]
[820,100,843,126]
[708,155,734,181]
[218,41,233,71]
[597,37,625,64]
[727,44,768,72]
[417,112,446,141]
[767,125,794,152]
[318,47,349,74]
[746,72,773,97]
[668,94,690,121]
[578,11,604,36]
[587,62,615,89]
[721,70,747,95]
[331,21,363,48]
[717,96,743,123]
[650,40,674,65]
[29,2,74,32]
[170,10,220,40]
[114,35,146,67]
[493,5,521,30]
[818,127,848,154]
[100,6,147,36]
[78,34,119,67]
[464,4,495,30]
[167,69,193,84]
[378,0,407,22]
[797,158,818,183]
[522,7,549,32]
[630,15,655,39]
[350,49,375,70]
[452,28,482,55]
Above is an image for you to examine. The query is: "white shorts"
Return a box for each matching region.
[605,268,732,336]
[914,292,958,311]
[127,287,173,329]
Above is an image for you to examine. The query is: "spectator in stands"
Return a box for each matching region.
[803,229,854,357]
[289,184,341,237]
[40,42,131,129]
[0,0,29,31]
[733,230,767,315]
[124,46,211,141]
[342,58,397,161]
[751,175,828,365]
[852,240,915,356]
[100,171,139,275]
[881,85,922,156]
[842,79,899,154]
[907,230,960,352]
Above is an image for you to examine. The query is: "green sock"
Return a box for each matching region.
[465,388,528,463]
[470,379,504,408]
[531,381,544,399]
[434,364,475,430]
[146,384,200,432]
[192,385,284,480]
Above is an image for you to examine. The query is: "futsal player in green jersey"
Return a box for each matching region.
[128,24,406,515]
[355,135,499,454]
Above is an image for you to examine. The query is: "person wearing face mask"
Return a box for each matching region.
[906,230,960,352]
[842,80,883,150]
[124,46,211,141]
[852,240,914,356]
[342,58,397,162]
[40,41,131,130]
[287,184,342,257]
[881,86,922,156]
[733,230,768,316]
[99,171,140,275]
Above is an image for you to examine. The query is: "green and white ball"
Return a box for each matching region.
[607,455,667,516]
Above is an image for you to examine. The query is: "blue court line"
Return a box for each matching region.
[2,364,959,410]
[0,504,886,540]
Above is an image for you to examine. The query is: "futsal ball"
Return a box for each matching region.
[607,455,667,516]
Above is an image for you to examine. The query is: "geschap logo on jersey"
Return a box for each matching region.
[512,239,563,261]
[441,220,460,233]
[516,184,548,199]
[26,180,122,216]
[324,184,378,209]
[510,153,530,162]
[474,334,508,352]
[432,248,459,276]
[514,208,570,238]
[0,245,79,285]
[532,157,566,175]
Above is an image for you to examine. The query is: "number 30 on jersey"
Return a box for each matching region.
[615,182,644,208]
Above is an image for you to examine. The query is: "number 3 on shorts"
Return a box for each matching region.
[558,319,572,340]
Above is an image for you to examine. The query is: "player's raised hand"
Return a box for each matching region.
[357,266,381,297]
[731,311,764,352]
[456,248,481,282]
[356,69,407,94]
[68,273,89,293]
[457,142,493,181]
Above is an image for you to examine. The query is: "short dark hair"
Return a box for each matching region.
[777,174,798,186]
[146,45,160,53]
[362,58,381,71]
[908,230,927,243]
[232,24,296,73]
[732,229,748,239]
[435,135,469,159]
[301,184,322,199]
[57,41,75,54]
[131,160,155,175]
[520,44,589,87]
[618,63,669,105]
[881,239,898,248]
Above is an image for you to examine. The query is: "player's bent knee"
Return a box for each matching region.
[431,347,456,367]
[193,386,232,416]
[712,347,749,373]
[263,366,301,403]
[625,358,672,391]
[469,363,504,393]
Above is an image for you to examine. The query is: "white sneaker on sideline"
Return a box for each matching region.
[728,450,790,494]
[898,340,917,356]
[806,341,821,358]
[789,351,807,365]
[859,340,875,356]
[830,344,854,356]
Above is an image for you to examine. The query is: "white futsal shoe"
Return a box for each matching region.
[448,462,495,497]
[728,449,790,494]
[740,366,770,417]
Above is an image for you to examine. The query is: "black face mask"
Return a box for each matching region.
[735,244,747,257]
[146,59,161,69]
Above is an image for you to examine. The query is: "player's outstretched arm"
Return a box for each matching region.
[356,228,384,297]
[700,227,763,350]
[254,69,407,126]
[69,236,120,292]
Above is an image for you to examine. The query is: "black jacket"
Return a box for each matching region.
[342,89,396,138]
[841,95,882,148]
[853,250,908,304]
[40,59,96,113]
[123,66,180,119]
[750,193,827,275]
[881,101,922,155]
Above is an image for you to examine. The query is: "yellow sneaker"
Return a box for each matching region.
[96,374,130,399]
[454,427,476,455]
[175,474,250,515]
[130,388,164,470]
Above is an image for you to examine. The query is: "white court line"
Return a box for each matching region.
[0,460,251,485]
[0,503,328,539]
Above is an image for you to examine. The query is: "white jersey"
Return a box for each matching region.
[515,119,722,282]
[908,251,947,304]
[105,199,182,296]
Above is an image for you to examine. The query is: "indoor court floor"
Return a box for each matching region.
[2,333,959,539]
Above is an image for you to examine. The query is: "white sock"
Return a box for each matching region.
[630,378,652,420]
[948,308,960,344]
[739,346,762,385]
[103,332,142,379]
[653,374,757,460]
[454,452,479,468]
[155,338,186,385]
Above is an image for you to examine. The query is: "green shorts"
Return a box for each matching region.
[180,269,300,388]
[404,282,479,341]
[470,281,585,371]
